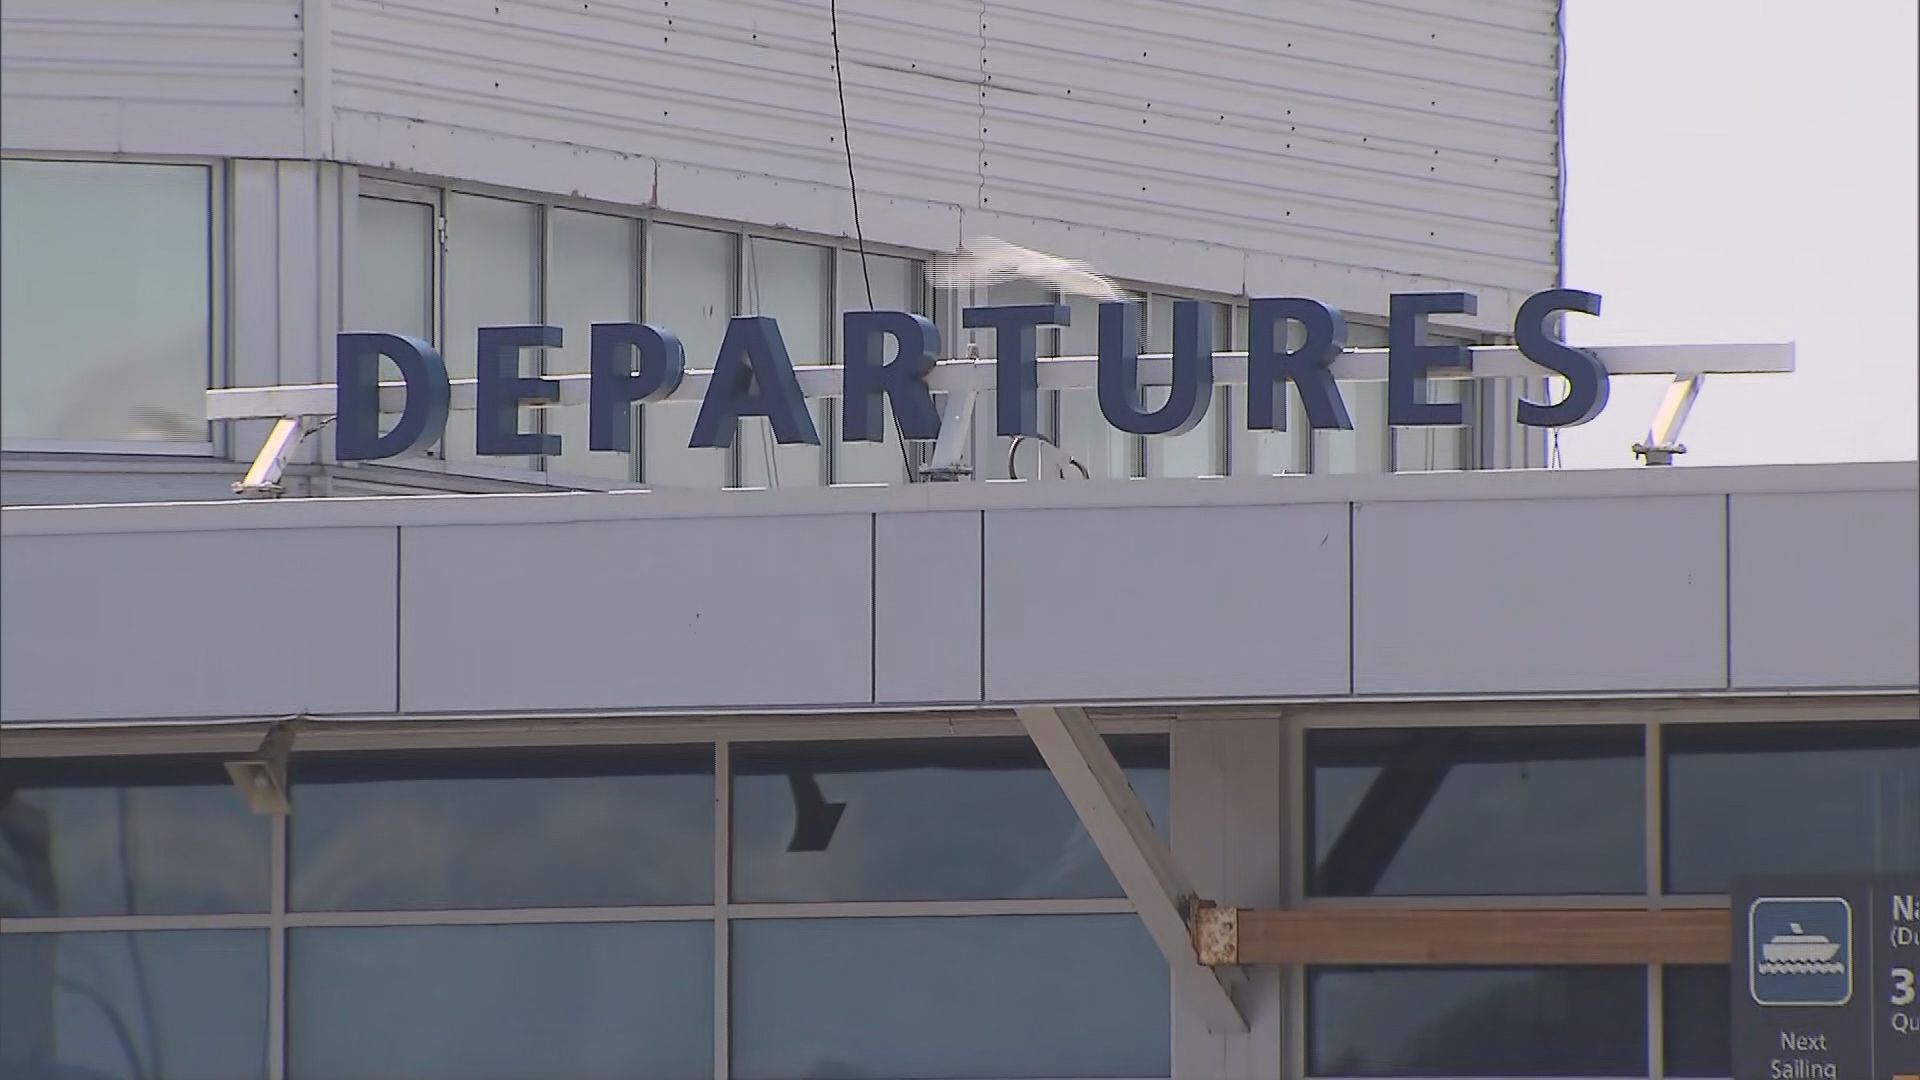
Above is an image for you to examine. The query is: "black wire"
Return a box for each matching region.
[828,0,919,482]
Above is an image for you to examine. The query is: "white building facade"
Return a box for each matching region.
[2,0,1559,504]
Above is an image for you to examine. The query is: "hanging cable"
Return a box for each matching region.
[829,0,919,482]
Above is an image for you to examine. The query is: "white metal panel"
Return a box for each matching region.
[0,0,306,155]
[1729,490,1920,691]
[873,510,983,705]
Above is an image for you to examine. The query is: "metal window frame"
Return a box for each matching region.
[1287,699,1919,1080]
[0,153,227,459]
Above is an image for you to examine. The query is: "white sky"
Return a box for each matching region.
[1556,0,1918,467]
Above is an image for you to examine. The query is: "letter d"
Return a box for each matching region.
[335,332,450,461]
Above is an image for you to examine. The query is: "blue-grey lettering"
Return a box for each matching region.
[589,323,685,452]
[1098,300,1214,435]
[1514,289,1609,427]
[690,316,820,448]
[475,325,563,456]
[1388,292,1476,426]
[963,303,1069,437]
[1246,297,1350,431]
[843,310,942,441]
[335,332,449,461]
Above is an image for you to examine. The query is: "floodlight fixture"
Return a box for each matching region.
[225,719,299,815]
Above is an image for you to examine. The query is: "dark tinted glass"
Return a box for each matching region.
[290,747,713,910]
[0,930,268,1079]
[0,758,270,916]
[288,922,712,1079]
[1307,726,1645,896]
[731,914,1169,1079]
[1307,966,1646,1077]
[1663,964,1731,1077]
[731,737,1169,902]
[1664,720,1920,894]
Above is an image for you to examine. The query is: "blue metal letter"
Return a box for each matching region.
[1097,300,1214,435]
[589,323,686,452]
[334,332,449,461]
[962,303,1069,436]
[689,316,821,448]
[475,324,563,455]
[843,310,942,441]
[1246,297,1350,431]
[1388,292,1476,426]
[1514,289,1610,427]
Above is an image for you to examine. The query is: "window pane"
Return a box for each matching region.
[289,922,711,1080]
[1143,297,1224,478]
[1664,720,1920,894]
[350,196,434,341]
[731,737,1167,902]
[644,223,734,488]
[1663,964,1731,1077]
[1055,293,1136,479]
[1,930,267,1080]
[1229,303,1310,475]
[834,250,921,485]
[545,207,637,483]
[1314,322,1390,474]
[1393,377,1471,471]
[732,915,1169,1080]
[290,748,713,911]
[740,236,827,488]
[1,159,210,444]
[1307,966,1646,1077]
[1307,726,1645,896]
[0,758,269,917]
[443,193,539,468]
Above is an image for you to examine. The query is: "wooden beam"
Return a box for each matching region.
[1201,906,1731,966]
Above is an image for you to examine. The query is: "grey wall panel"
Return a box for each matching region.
[983,504,1350,702]
[1730,490,1920,690]
[873,511,981,705]
[0,527,396,723]
[1353,495,1727,695]
[398,515,873,714]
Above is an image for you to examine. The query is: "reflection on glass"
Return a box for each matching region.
[740,236,828,488]
[443,193,540,468]
[545,207,637,483]
[0,758,269,917]
[290,749,712,911]
[289,922,711,1080]
[1308,726,1644,896]
[732,737,1167,902]
[1663,965,1731,1078]
[644,223,734,488]
[834,250,921,485]
[1,159,211,444]
[0,930,267,1080]
[1664,721,1920,894]
[732,915,1169,1080]
[1308,966,1645,1077]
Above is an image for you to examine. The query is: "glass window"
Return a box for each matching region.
[1307,726,1645,897]
[289,922,711,1080]
[0,758,270,917]
[834,250,922,485]
[443,193,540,468]
[1314,323,1390,474]
[1,159,212,445]
[1055,293,1137,480]
[289,748,713,911]
[349,195,435,342]
[731,915,1169,1080]
[545,207,638,483]
[731,737,1168,903]
[739,236,828,488]
[1393,377,1472,471]
[0,930,267,1080]
[1663,964,1731,1078]
[1307,966,1646,1077]
[1664,720,1920,894]
[644,223,734,488]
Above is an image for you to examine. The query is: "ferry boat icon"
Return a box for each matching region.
[1756,923,1845,975]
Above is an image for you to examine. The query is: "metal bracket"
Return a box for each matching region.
[232,416,313,498]
[1632,372,1705,466]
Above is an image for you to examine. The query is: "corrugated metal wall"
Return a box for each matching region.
[3,0,1563,329]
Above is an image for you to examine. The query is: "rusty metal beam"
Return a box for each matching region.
[1192,906,1731,967]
